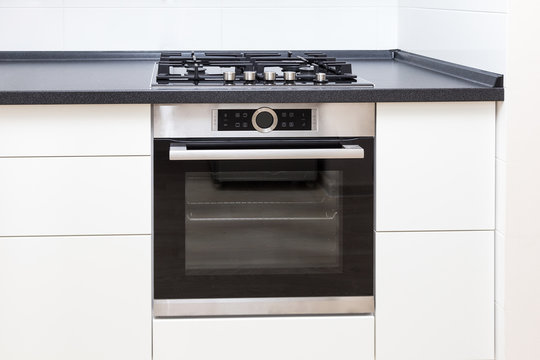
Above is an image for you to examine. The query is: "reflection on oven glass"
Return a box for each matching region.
[185,170,343,275]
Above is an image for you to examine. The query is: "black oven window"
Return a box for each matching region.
[184,170,343,275]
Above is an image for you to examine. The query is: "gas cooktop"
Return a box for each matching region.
[152,51,373,87]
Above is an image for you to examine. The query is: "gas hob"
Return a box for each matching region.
[152,51,373,87]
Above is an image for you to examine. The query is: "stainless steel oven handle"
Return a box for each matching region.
[169,144,364,160]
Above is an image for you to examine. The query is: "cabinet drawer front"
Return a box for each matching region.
[0,156,151,236]
[375,231,495,360]
[376,102,495,231]
[0,105,150,157]
[0,235,151,360]
[154,316,374,360]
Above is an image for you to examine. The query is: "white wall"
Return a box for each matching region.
[503,1,540,359]
[0,0,398,51]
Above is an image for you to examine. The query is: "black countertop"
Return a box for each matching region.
[0,50,503,104]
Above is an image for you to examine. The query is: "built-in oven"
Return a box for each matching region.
[153,103,374,317]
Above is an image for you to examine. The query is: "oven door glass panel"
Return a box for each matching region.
[154,138,373,299]
[185,170,342,275]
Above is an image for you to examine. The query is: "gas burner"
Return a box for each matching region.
[153,51,373,87]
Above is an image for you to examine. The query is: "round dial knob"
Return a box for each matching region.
[252,107,278,133]
[283,71,296,81]
[264,71,276,82]
[244,71,256,82]
[315,72,327,83]
[223,71,235,81]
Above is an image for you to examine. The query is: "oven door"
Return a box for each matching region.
[154,138,373,316]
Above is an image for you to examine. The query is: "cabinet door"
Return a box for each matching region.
[376,102,495,231]
[0,156,151,236]
[0,104,151,157]
[154,316,374,360]
[375,231,494,360]
[0,235,151,360]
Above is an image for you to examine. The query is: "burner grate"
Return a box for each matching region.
[154,51,370,86]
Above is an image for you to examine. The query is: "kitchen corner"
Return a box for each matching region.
[8,0,540,358]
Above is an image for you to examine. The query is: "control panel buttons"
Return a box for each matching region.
[217,108,312,131]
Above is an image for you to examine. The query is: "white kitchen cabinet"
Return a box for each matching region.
[0,104,151,157]
[375,231,494,360]
[376,102,495,231]
[153,315,374,360]
[0,156,151,236]
[0,235,151,360]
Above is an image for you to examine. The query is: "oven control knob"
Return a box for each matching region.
[252,107,278,133]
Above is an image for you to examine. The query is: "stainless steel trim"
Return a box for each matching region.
[251,107,278,133]
[154,296,374,317]
[169,144,364,160]
[211,109,218,131]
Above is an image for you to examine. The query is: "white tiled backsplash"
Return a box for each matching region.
[0,0,398,51]
[398,0,507,73]
[0,0,506,75]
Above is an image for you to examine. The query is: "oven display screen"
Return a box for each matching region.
[217,109,312,131]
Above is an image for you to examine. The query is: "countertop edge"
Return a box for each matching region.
[0,88,504,105]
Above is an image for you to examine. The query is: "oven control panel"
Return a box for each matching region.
[153,103,374,138]
[216,108,313,132]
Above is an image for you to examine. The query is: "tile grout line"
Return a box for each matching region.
[399,6,507,15]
